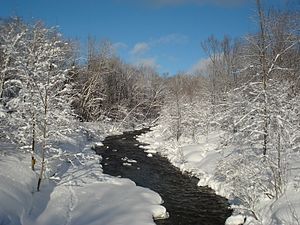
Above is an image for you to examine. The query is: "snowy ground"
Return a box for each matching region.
[0,123,167,225]
[138,125,300,225]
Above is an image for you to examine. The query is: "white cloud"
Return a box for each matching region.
[189,57,211,75]
[112,42,128,51]
[130,42,150,55]
[129,33,188,72]
[135,57,160,69]
[131,33,188,56]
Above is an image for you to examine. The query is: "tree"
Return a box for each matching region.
[0,19,75,185]
[24,23,74,191]
[201,35,222,113]
[256,0,268,156]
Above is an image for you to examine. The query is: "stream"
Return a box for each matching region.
[95,129,232,225]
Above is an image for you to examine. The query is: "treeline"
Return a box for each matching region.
[71,39,164,124]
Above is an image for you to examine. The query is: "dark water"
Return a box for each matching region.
[95,129,232,225]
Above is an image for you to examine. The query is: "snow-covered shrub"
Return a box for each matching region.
[215,147,275,211]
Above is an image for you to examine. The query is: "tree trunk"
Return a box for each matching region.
[276,131,282,198]
[31,113,36,171]
[256,0,268,156]
[176,94,181,141]
[31,120,36,171]
[37,66,50,191]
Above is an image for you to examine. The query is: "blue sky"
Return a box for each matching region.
[0,0,291,75]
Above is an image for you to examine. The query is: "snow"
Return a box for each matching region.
[127,159,137,163]
[225,215,245,225]
[0,154,36,225]
[0,123,167,225]
[138,125,300,225]
[121,157,137,165]
[122,157,137,164]
[93,142,103,147]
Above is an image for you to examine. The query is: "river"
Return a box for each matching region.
[95,129,232,225]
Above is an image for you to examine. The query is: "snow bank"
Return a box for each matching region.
[24,167,166,225]
[0,123,167,225]
[138,125,300,225]
[138,127,228,197]
[0,152,36,225]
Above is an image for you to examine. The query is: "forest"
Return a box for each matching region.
[0,1,299,225]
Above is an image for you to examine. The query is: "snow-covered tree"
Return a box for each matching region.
[0,18,27,101]
[0,18,74,190]
[0,18,29,146]
[22,22,74,191]
[216,5,300,215]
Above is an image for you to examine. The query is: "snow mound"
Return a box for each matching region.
[225,215,245,225]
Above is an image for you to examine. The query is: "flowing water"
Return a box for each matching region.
[95,129,232,225]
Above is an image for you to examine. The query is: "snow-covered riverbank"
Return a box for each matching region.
[138,125,300,225]
[1,121,299,225]
[0,123,167,225]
